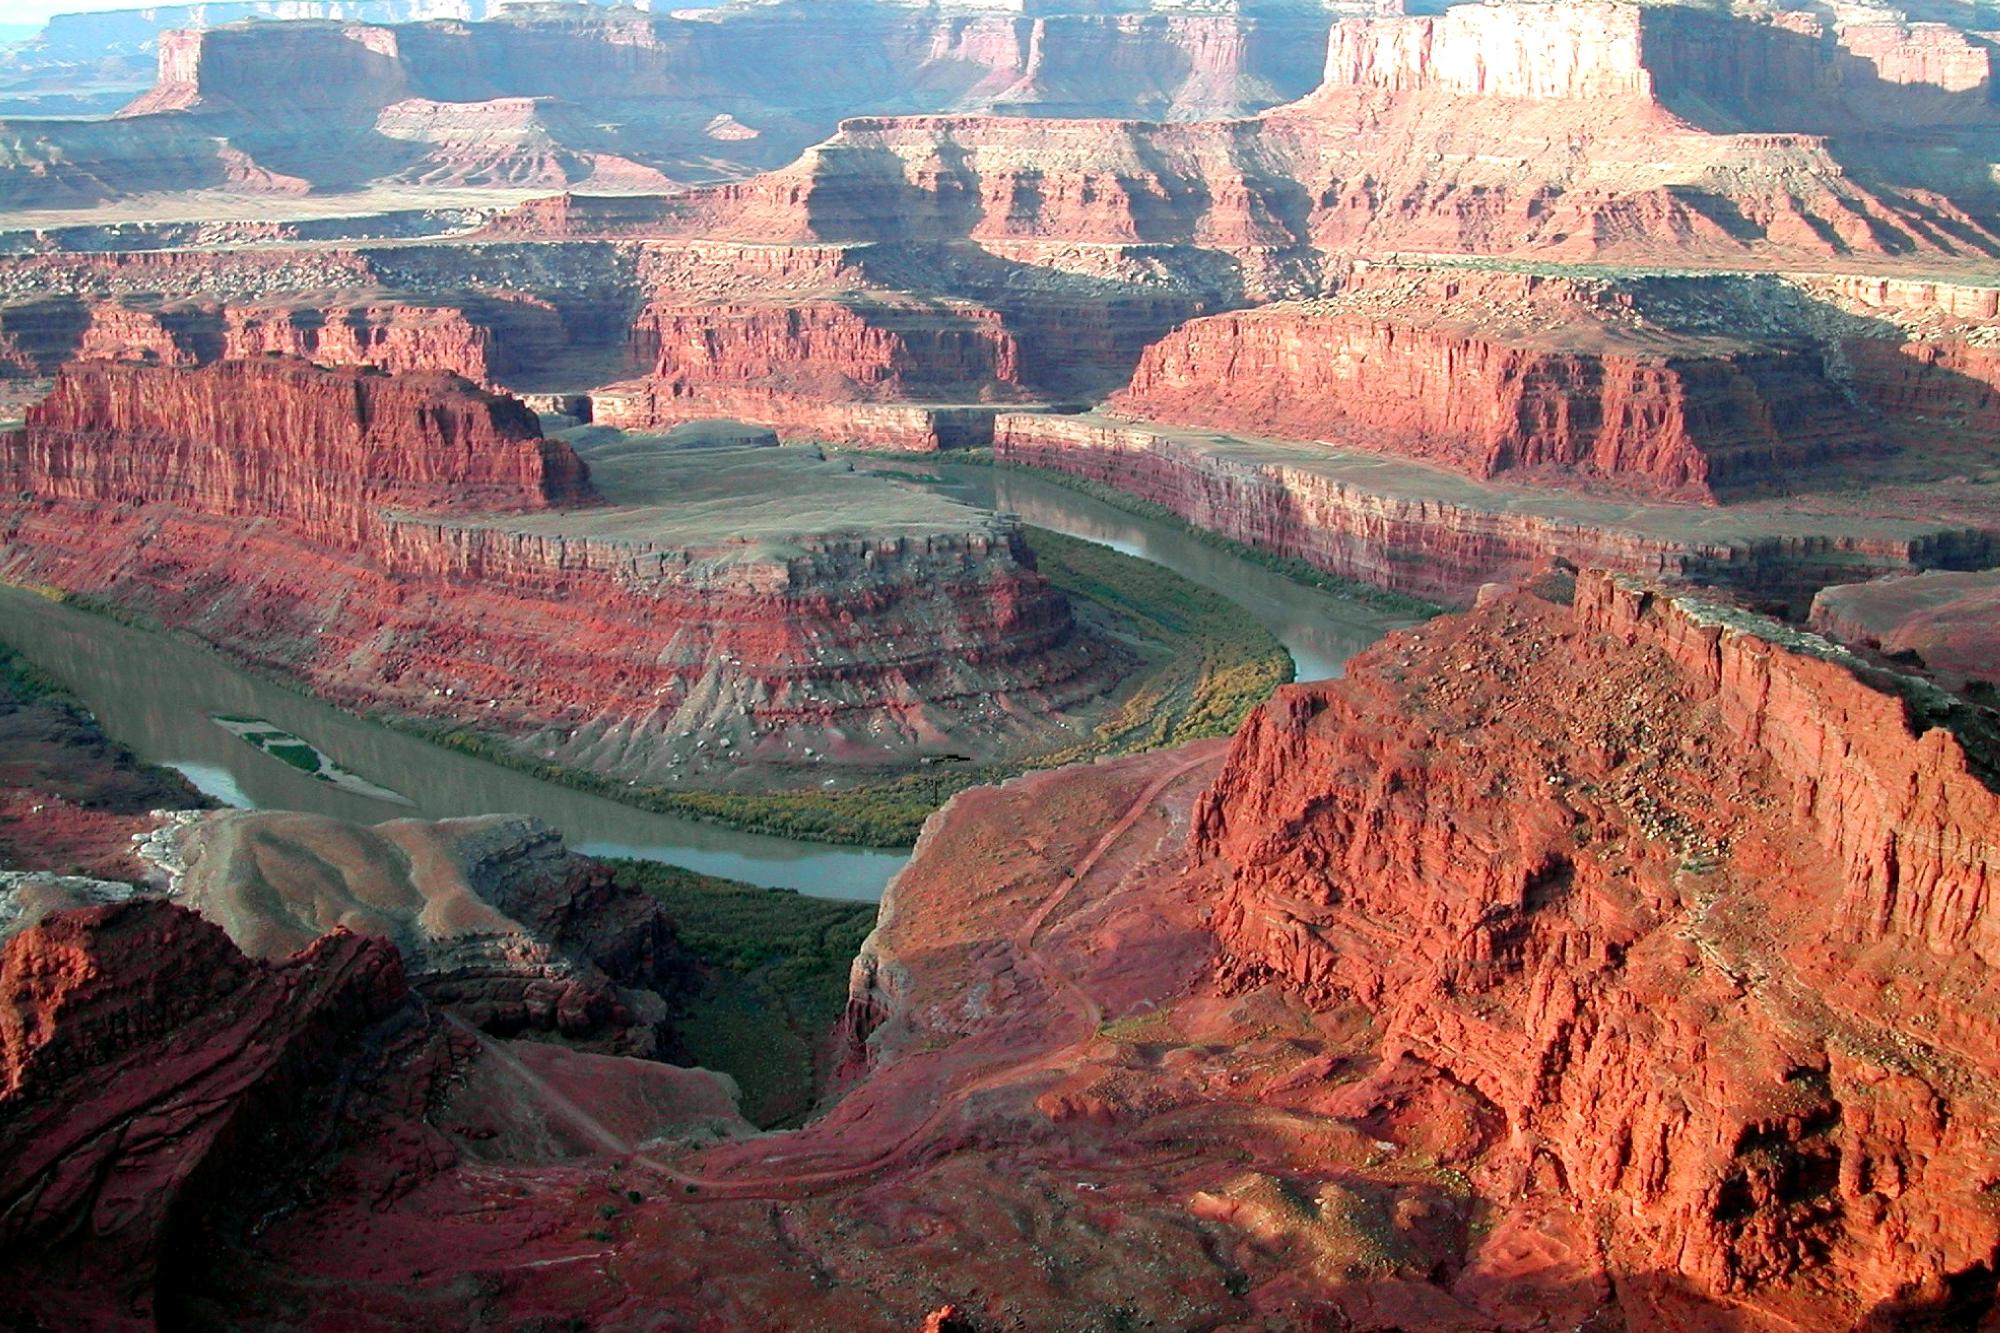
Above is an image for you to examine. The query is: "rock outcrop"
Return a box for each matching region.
[1,290,596,393]
[1110,296,1877,501]
[0,900,452,1329]
[631,297,1022,404]
[1811,568,2000,689]
[653,1,2000,266]
[159,811,692,1058]
[1,358,591,541]
[1845,337,2000,441]
[1194,569,2000,1319]
[992,411,1995,608]
[0,364,1121,784]
[602,293,1029,444]
[8,569,2000,1326]
[2,2,1336,208]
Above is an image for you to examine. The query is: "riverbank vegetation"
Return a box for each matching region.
[11,520,1301,847]
[611,859,877,1127]
[983,457,1444,617]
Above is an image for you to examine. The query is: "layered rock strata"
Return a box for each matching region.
[654,2,2000,266]
[7,568,2000,1325]
[1110,297,1877,501]
[1,3,1336,208]
[0,360,1118,779]
[602,293,1030,445]
[0,358,590,542]
[993,411,1996,608]
[0,290,601,394]
[1193,569,2000,1318]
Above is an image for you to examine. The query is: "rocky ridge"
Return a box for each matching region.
[1109,287,1878,502]
[1191,568,2000,1319]
[0,2,1339,208]
[155,810,693,1058]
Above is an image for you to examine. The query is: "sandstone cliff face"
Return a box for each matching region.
[1193,570,2000,1316]
[7,3,1333,208]
[1845,336,2000,439]
[5,291,584,389]
[1111,301,1876,501]
[220,296,572,385]
[992,412,1991,608]
[651,1,1999,266]
[593,385,1010,450]
[1640,6,1998,131]
[0,492,1102,774]
[0,358,591,541]
[0,369,1114,779]
[1322,2,1655,101]
[0,900,453,1328]
[631,297,1023,403]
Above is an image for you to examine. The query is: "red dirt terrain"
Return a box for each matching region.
[7,566,1995,1328]
[2,0,1999,1324]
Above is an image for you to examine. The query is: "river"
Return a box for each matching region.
[0,465,1414,900]
[923,464,1419,682]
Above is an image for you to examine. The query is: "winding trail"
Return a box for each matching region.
[455,750,1215,1203]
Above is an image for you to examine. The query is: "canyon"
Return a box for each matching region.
[0,0,1998,1326]
[0,357,1132,810]
[6,566,1998,1328]
[0,0,1339,208]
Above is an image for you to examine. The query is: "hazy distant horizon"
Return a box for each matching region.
[3,0,143,23]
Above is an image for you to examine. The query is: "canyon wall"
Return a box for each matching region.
[1321,2,1655,101]
[123,6,1335,123]
[0,358,588,542]
[1110,301,1876,501]
[645,1,1999,265]
[992,412,1991,607]
[0,288,603,391]
[1193,569,2000,1315]
[1845,336,2000,438]
[0,496,1105,775]
[2,2,1337,207]
[602,294,1032,444]
[1322,2,1997,125]
[630,297,1023,402]
[0,360,1117,778]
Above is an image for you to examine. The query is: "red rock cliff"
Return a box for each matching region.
[0,357,592,541]
[1111,301,1876,501]
[0,901,450,1328]
[992,412,1988,608]
[631,297,1022,403]
[1193,569,2000,1316]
